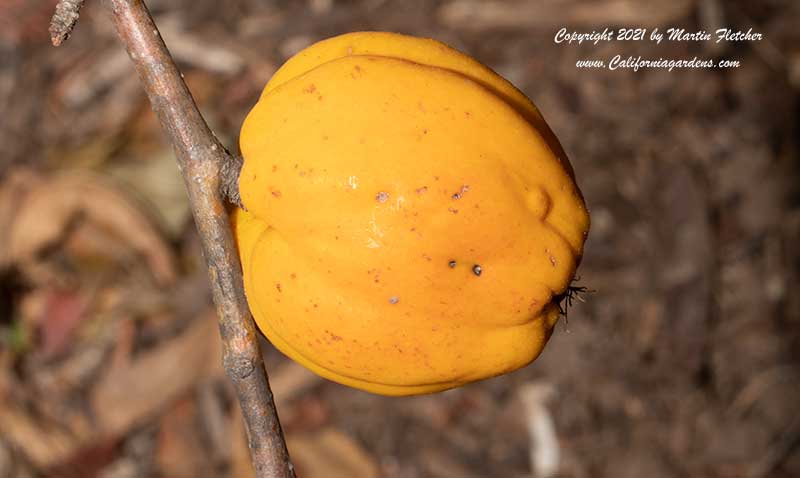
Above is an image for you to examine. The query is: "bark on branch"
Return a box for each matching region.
[50,0,85,46]
[49,1,293,476]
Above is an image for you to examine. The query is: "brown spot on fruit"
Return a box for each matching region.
[271,190,282,198]
[325,330,343,341]
[376,191,389,203]
[304,84,316,93]
[452,185,470,199]
[528,299,540,312]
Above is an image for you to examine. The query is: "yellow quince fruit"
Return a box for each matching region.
[233,32,589,395]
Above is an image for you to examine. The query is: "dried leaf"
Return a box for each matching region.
[157,15,245,75]
[270,361,324,409]
[37,288,87,358]
[7,171,176,286]
[0,399,82,469]
[91,311,220,434]
[106,150,191,238]
[0,311,221,469]
[229,401,255,478]
[281,395,329,432]
[156,398,214,478]
[287,428,379,478]
[55,49,133,109]
[0,168,39,269]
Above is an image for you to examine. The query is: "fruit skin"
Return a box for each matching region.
[234,32,590,396]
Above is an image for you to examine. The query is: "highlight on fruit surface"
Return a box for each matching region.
[232,31,590,396]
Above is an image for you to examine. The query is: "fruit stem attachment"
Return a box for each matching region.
[221,153,244,209]
[49,1,293,477]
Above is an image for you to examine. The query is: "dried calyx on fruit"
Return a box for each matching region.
[232,32,590,396]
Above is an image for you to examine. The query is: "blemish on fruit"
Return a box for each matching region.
[448,207,458,214]
[389,296,399,304]
[290,273,297,280]
[416,186,428,194]
[304,84,316,93]
[472,265,482,276]
[452,184,470,199]
[271,190,282,198]
[276,283,282,292]
[376,191,389,203]
[326,330,343,341]
[528,299,540,312]
[550,255,557,267]
[448,260,457,268]
[271,165,277,172]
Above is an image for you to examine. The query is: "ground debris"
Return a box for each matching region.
[1,1,799,477]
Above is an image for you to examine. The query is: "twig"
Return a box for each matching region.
[49,1,294,477]
[50,0,86,46]
[519,382,560,478]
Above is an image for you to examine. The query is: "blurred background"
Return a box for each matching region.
[1,0,799,477]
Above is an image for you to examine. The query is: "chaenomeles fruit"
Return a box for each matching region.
[233,32,590,396]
